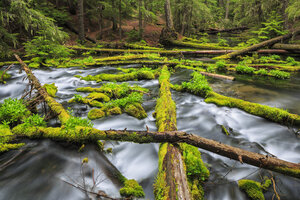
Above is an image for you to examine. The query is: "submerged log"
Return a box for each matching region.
[215,28,300,59]
[14,54,70,124]
[154,66,191,199]
[12,126,300,179]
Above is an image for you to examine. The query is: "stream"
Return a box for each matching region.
[0,63,300,200]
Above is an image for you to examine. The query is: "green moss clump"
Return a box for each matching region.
[124,103,147,119]
[0,124,25,153]
[181,72,212,97]
[88,109,106,120]
[238,179,271,200]
[106,107,122,115]
[205,92,300,126]
[86,92,110,102]
[119,179,145,198]
[269,70,290,79]
[43,83,58,97]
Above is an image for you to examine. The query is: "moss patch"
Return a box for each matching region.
[0,125,24,153]
[88,109,106,120]
[120,179,145,198]
[43,83,58,97]
[238,179,271,200]
[124,103,147,119]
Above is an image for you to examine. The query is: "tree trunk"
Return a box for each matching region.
[78,0,85,43]
[14,55,70,124]
[164,0,174,30]
[282,0,289,29]
[215,28,300,59]
[112,0,117,31]
[138,0,143,39]
[65,22,96,43]
[119,0,122,39]
[225,0,230,20]
[67,0,77,15]
[98,4,103,40]
[272,43,300,51]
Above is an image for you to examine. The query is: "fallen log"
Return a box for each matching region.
[154,66,191,199]
[199,26,249,34]
[65,22,97,43]
[215,28,300,60]
[200,71,235,81]
[12,126,300,179]
[272,43,300,51]
[14,54,70,124]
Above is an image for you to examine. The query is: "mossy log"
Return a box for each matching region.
[272,43,300,51]
[169,40,236,50]
[199,26,249,34]
[14,54,71,124]
[12,126,300,179]
[205,92,300,126]
[154,66,191,199]
[215,28,300,60]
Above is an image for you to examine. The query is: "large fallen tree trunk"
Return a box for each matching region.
[215,28,300,60]
[15,54,70,124]
[272,43,300,51]
[153,66,191,199]
[12,126,300,179]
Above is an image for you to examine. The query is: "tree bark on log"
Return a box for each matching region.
[14,54,71,124]
[200,71,235,81]
[215,28,300,59]
[272,43,300,51]
[12,127,300,179]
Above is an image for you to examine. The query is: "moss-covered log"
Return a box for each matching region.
[154,66,192,199]
[205,92,300,126]
[215,28,300,60]
[11,126,300,178]
[169,40,236,50]
[15,54,70,124]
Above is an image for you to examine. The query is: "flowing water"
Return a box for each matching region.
[0,64,300,200]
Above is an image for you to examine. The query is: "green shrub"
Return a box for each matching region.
[269,70,290,79]
[236,64,255,74]
[286,56,298,66]
[23,114,47,127]
[256,69,268,76]
[0,98,29,125]
[216,60,227,71]
[206,66,216,73]
[182,72,212,97]
[24,34,73,59]
[126,30,140,42]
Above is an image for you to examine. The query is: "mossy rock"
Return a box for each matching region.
[43,83,58,97]
[120,179,145,198]
[238,180,266,200]
[88,109,106,120]
[124,103,147,119]
[0,125,25,153]
[106,107,122,115]
[88,100,104,108]
[86,92,110,102]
